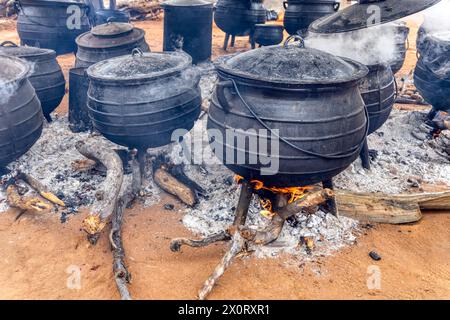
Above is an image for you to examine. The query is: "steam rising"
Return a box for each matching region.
[0,58,34,105]
[421,0,450,33]
[305,23,401,66]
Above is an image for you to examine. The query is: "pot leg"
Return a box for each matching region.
[223,33,230,51]
[230,35,236,48]
[44,113,53,123]
[360,138,371,170]
[250,34,256,49]
[321,179,338,217]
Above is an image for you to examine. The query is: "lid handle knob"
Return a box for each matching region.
[131,48,143,57]
[283,35,305,48]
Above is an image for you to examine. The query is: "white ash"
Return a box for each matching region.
[335,109,450,194]
[0,115,161,215]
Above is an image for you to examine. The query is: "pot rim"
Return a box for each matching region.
[0,44,56,59]
[18,0,89,8]
[0,54,30,86]
[87,51,193,84]
[215,52,369,88]
[161,0,214,7]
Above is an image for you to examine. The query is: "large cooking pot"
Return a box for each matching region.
[389,23,410,74]
[162,0,214,64]
[16,0,91,55]
[75,21,150,68]
[0,55,43,169]
[360,63,396,135]
[0,41,65,122]
[214,0,266,37]
[414,31,450,114]
[86,49,202,149]
[283,0,340,36]
[208,39,369,187]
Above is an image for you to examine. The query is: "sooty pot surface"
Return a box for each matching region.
[208,42,369,188]
[359,63,396,135]
[16,0,91,55]
[75,22,150,68]
[0,41,65,121]
[0,55,43,168]
[86,50,202,149]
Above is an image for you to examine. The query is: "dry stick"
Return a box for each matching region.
[169,181,253,252]
[198,230,246,301]
[17,171,65,207]
[76,141,124,244]
[110,152,140,301]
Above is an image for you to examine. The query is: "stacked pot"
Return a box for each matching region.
[0,55,43,169]
[69,22,150,132]
[0,41,66,122]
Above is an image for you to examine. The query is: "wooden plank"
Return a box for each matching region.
[335,191,450,224]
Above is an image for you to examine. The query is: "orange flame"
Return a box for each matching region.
[235,175,312,213]
[277,12,285,22]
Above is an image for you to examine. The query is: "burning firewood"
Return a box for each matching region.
[76,141,124,244]
[116,0,162,21]
[196,185,334,300]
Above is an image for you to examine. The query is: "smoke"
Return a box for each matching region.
[305,23,401,66]
[421,0,450,33]
[0,58,34,105]
[264,0,283,11]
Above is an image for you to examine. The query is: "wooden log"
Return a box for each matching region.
[335,190,450,224]
[154,168,197,207]
[76,141,124,243]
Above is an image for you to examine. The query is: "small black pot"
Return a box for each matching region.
[253,24,284,47]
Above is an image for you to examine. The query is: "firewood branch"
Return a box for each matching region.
[76,141,124,244]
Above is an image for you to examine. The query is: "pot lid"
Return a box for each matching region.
[76,25,145,49]
[309,0,443,34]
[430,31,450,43]
[91,22,134,37]
[216,37,369,85]
[0,55,29,85]
[162,0,213,7]
[87,49,192,82]
[0,41,55,58]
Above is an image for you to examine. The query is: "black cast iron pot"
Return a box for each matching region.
[283,0,340,36]
[75,22,150,68]
[414,31,450,114]
[207,38,369,187]
[359,63,396,135]
[86,49,202,149]
[0,41,66,122]
[253,24,284,47]
[214,0,267,37]
[389,23,410,74]
[16,0,91,55]
[0,55,43,169]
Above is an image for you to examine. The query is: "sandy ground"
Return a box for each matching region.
[0,15,449,300]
